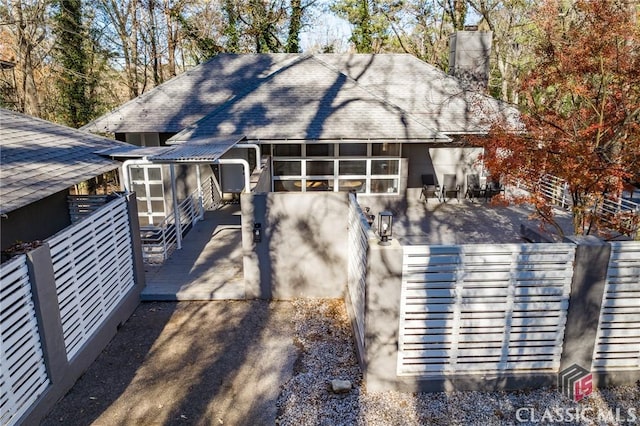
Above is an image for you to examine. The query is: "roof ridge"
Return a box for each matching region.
[168,54,314,142]
[80,56,221,132]
[308,55,450,141]
[81,53,300,133]
[402,54,518,109]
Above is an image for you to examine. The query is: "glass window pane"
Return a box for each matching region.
[274,144,302,157]
[274,180,302,192]
[137,201,148,213]
[306,144,334,157]
[306,161,334,175]
[130,167,145,180]
[150,200,165,212]
[339,179,365,192]
[339,160,366,175]
[305,180,331,191]
[273,161,301,176]
[149,184,163,198]
[339,143,367,156]
[371,179,398,193]
[372,143,400,156]
[371,179,398,194]
[131,183,146,195]
[371,160,399,175]
[147,167,162,180]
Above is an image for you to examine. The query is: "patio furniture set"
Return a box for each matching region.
[420,173,505,203]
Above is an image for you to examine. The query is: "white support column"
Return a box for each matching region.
[196,164,204,220]
[169,164,182,250]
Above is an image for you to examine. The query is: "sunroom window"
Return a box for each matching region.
[272,142,401,194]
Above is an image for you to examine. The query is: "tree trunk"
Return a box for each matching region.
[286,0,303,53]
[164,0,177,77]
[148,0,161,86]
[130,0,140,96]
[13,1,42,116]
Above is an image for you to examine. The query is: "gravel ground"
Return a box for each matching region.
[277,299,640,426]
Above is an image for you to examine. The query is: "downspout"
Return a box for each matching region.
[121,158,152,192]
[217,158,251,193]
[234,143,261,172]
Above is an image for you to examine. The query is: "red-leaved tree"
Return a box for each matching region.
[475,0,640,239]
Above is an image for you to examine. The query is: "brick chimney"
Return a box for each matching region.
[448,29,492,91]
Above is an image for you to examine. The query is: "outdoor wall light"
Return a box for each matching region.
[253,223,262,243]
[364,207,375,227]
[378,211,393,246]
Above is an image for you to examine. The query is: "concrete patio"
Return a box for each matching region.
[360,192,575,245]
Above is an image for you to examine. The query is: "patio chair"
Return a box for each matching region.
[465,174,484,201]
[442,174,461,202]
[485,178,505,201]
[420,174,442,202]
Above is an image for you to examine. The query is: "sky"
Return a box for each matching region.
[298,2,352,52]
[297,1,484,53]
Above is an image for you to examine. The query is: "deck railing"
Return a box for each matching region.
[139,173,225,264]
[517,173,639,237]
[140,190,201,264]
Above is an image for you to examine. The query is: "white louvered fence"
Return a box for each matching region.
[47,196,136,360]
[592,241,640,371]
[0,255,50,426]
[347,194,370,351]
[398,244,575,376]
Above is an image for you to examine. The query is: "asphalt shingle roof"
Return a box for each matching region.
[170,56,449,142]
[316,54,518,133]
[82,54,302,134]
[0,109,129,215]
[82,53,519,139]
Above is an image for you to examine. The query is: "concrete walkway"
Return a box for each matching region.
[142,204,245,301]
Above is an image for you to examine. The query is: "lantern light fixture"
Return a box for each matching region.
[378,211,393,246]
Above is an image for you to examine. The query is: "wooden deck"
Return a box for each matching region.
[141,204,245,301]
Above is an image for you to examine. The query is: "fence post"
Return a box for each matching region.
[560,236,610,376]
[26,245,68,386]
[364,237,404,392]
[20,245,72,424]
[125,192,146,292]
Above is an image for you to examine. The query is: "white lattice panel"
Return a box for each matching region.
[0,255,50,426]
[47,197,135,360]
[593,241,640,371]
[399,244,575,376]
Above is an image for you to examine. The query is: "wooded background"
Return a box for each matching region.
[1,0,638,238]
[0,0,574,127]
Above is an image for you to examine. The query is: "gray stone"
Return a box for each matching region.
[331,379,352,393]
